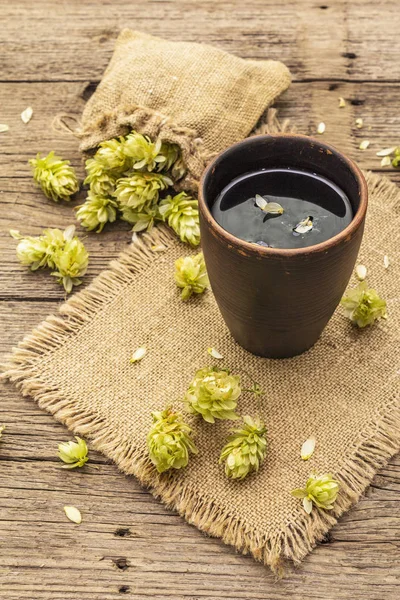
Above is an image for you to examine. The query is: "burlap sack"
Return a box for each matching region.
[77,29,291,191]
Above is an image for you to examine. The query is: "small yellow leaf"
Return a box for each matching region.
[376,147,397,157]
[207,347,223,359]
[355,264,367,281]
[301,437,316,461]
[383,255,390,269]
[317,122,326,135]
[359,140,370,151]
[338,97,346,108]
[0,124,9,133]
[380,156,392,167]
[63,506,82,524]
[21,107,33,124]
[130,347,146,363]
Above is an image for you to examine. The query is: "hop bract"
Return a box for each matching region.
[174,253,209,300]
[220,416,267,480]
[29,151,79,202]
[341,281,387,327]
[58,436,89,469]
[184,367,241,423]
[291,473,340,514]
[76,191,119,232]
[158,192,200,246]
[147,407,197,473]
[51,237,89,294]
[114,172,172,213]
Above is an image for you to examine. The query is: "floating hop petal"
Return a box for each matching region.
[29,151,79,202]
[301,437,316,461]
[51,236,89,294]
[355,264,367,281]
[115,172,172,214]
[207,347,223,360]
[130,347,146,363]
[220,416,267,480]
[58,437,89,469]
[64,506,82,524]
[147,407,197,473]
[76,191,119,233]
[184,367,241,423]
[21,106,33,124]
[255,194,284,215]
[341,280,387,327]
[158,192,200,246]
[174,253,209,301]
[291,473,340,514]
[293,216,313,234]
[124,131,166,172]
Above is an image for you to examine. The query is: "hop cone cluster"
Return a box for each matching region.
[147,407,197,473]
[158,192,200,246]
[219,416,267,480]
[341,281,387,327]
[291,473,340,514]
[10,226,88,294]
[58,436,89,469]
[184,367,241,423]
[78,131,189,238]
[174,252,209,300]
[29,151,79,202]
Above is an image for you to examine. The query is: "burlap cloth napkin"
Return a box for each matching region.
[77,29,291,192]
[3,171,400,574]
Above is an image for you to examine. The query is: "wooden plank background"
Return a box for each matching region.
[1,1,399,598]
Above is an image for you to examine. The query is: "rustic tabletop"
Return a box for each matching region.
[1,1,399,598]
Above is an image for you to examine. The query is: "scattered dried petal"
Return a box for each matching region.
[355,118,363,129]
[338,97,346,108]
[376,147,397,157]
[359,140,370,151]
[317,122,326,135]
[380,156,392,167]
[207,347,223,360]
[383,255,390,269]
[0,124,9,133]
[301,437,316,461]
[21,107,33,124]
[63,506,82,524]
[63,224,76,242]
[151,244,167,252]
[130,347,146,363]
[303,497,313,514]
[355,264,367,281]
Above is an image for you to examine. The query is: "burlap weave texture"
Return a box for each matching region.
[77,29,291,191]
[3,172,400,573]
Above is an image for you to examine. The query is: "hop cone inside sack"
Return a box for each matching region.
[220,416,267,480]
[147,408,197,473]
[184,367,241,423]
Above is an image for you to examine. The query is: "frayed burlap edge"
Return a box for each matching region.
[2,171,400,576]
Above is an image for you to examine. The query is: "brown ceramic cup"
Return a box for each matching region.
[198,134,368,358]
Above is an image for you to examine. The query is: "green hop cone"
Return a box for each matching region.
[124,131,166,172]
[76,191,119,233]
[58,436,89,469]
[159,142,184,174]
[341,280,387,327]
[114,172,173,213]
[184,367,241,423]
[158,192,200,246]
[291,473,340,514]
[120,204,158,232]
[94,137,130,173]
[11,232,49,270]
[29,151,79,202]
[220,416,267,480]
[51,236,89,294]
[147,407,197,473]
[84,157,118,197]
[174,252,209,300]
[392,147,400,168]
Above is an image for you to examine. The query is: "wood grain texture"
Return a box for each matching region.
[1,1,400,598]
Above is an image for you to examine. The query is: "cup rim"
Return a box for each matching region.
[198,133,368,257]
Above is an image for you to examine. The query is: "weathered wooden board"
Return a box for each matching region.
[1,1,400,598]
